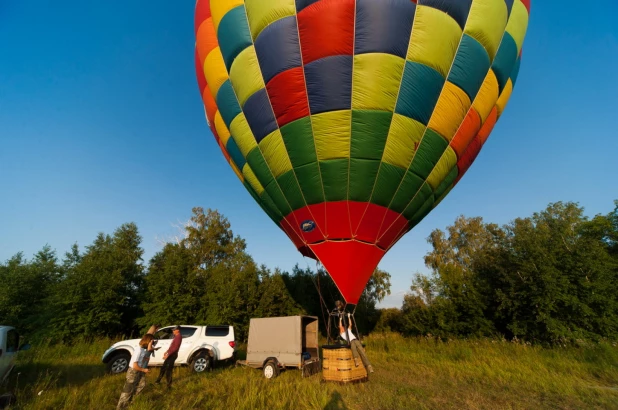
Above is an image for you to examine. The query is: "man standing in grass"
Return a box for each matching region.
[155,325,182,389]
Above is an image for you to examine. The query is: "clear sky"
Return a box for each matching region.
[1,1,617,308]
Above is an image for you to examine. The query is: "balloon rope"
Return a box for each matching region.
[351,307,363,344]
[343,313,352,347]
[315,261,331,344]
[304,257,331,343]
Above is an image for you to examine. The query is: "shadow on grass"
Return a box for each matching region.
[5,362,106,391]
[324,391,348,410]
[6,353,242,394]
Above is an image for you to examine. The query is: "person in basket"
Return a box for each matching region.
[339,315,374,373]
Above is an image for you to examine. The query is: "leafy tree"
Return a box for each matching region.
[202,250,261,340]
[49,223,145,341]
[363,268,392,306]
[0,246,62,337]
[477,201,618,344]
[373,308,403,333]
[281,265,323,318]
[403,200,618,345]
[352,268,392,334]
[139,243,200,327]
[141,207,286,340]
[182,207,248,270]
[62,243,82,276]
[585,200,618,257]
[252,266,304,320]
[400,216,498,337]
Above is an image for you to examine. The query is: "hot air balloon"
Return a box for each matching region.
[193,0,531,305]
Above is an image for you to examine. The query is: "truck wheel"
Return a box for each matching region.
[106,352,131,374]
[263,361,279,379]
[191,351,212,373]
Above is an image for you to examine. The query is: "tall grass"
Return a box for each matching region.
[5,333,618,409]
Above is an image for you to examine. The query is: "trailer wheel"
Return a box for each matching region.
[263,360,279,379]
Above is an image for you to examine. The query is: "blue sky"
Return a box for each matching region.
[1,1,617,308]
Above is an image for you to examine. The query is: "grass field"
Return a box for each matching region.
[4,333,618,409]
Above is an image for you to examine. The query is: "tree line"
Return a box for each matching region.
[1,200,616,346]
[377,200,618,346]
[0,207,390,343]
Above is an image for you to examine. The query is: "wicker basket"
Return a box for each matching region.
[321,345,368,383]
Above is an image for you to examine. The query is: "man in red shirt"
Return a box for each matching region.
[155,325,182,388]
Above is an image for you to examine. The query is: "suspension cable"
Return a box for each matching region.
[315,261,330,343]
[303,257,331,343]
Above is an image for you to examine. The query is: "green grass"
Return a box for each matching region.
[5,333,618,409]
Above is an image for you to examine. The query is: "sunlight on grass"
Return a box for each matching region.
[6,333,618,409]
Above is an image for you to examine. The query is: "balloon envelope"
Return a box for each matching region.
[194,0,531,304]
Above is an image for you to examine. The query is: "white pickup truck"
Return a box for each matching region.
[0,326,30,409]
[0,326,30,383]
[101,325,236,374]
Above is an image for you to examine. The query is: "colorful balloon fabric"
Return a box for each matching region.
[194,0,531,304]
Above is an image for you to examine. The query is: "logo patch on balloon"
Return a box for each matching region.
[301,220,316,233]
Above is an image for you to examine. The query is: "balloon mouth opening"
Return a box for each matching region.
[298,237,392,261]
[298,245,317,259]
